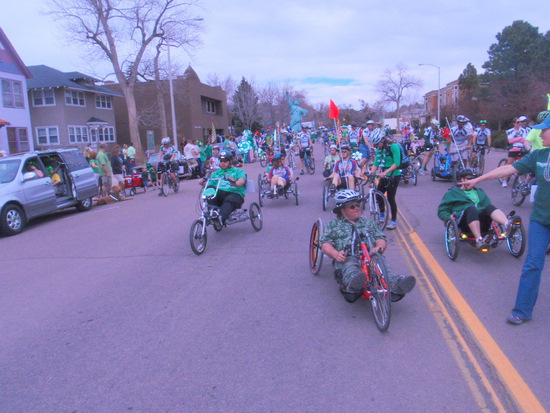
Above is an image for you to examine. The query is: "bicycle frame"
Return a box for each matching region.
[349,229,385,300]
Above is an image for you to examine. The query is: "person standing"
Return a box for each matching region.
[96,143,112,196]
[502,117,530,188]
[126,142,136,175]
[110,145,126,195]
[459,116,550,325]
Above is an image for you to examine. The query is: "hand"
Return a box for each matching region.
[334,250,347,263]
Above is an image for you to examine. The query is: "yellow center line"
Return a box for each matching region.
[396,212,545,413]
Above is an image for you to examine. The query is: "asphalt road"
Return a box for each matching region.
[1,144,548,412]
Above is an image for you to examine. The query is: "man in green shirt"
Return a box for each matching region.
[200,151,247,224]
[460,116,550,325]
[96,142,112,195]
[126,142,136,174]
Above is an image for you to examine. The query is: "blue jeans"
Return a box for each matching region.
[512,220,550,319]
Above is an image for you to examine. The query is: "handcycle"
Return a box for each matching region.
[257,145,273,167]
[309,218,392,332]
[401,162,417,186]
[430,148,465,184]
[360,173,390,230]
[302,147,316,175]
[257,173,299,207]
[322,174,362,212]
[189,175,263,255]
[157,160,179,197]
[444,212,525,261]
[469,144,490,175]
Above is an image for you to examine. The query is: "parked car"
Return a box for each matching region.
[145,151,200,179]
[0,149,97,236]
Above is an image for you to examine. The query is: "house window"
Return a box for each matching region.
[205,99,216,114]
[68,126,89,143]
[95,95,112,109]
[32,89,55,106]
[2,79,24,108]
[65,89,85,106]
[7,127,30,152]
[91,126,116,142]
[36,127,60,145]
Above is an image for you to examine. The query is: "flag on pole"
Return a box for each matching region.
[211,118,216,143]
[329,99,339,120]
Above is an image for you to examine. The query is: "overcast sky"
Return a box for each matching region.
[2,0,548,109]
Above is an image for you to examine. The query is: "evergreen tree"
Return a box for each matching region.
[232,77,261,133]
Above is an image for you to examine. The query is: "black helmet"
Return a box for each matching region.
[458,168,477,179]
[219,150,232,162]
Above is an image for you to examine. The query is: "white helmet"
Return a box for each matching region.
[431,119,440,127]
[369,128,386,145]
[161,137,171,145]
[333,189,362,213]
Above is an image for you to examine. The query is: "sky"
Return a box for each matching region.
[1,0,549,110]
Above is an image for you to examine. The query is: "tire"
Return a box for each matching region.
[172,176,179,193]
[76,197,93,212]
[249,202,263,231]
[511,174,527,206]
[309,218,324,275]
[1,203,26,236]
[478,155,485,175]
[294,181,299,205]
[322,185,328,211]
[258,174,264,207]
[307,157,315,174]
[162,174,169,197]
[129,188,136,196]
[497,159,508,184]
[412,153,425,171]
[445,219,460,261]
[190,219,207,255]
[369,252,392,333]
[431,168,436,181]
[451,163,462,185]
[507,222,526,258]
[369,190,389,230]
[259,153,267,167]
[412,167,418,186]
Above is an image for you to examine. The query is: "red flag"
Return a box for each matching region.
[329,99,339,120]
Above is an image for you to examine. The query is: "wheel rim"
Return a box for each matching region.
[507,225,525,257]
[250,203,263,231]
[6,208,22,231]
[370,254,391,332]
[190,220,207,254]
[445,221,458,260]
[309,220,323,275]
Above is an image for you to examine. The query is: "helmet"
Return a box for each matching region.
[161,137,171,145]
[333,190,362,213]
[537,111,550,123]
[431,119,440,127]
[329,144,338,150]
[273,153,284,161]
[457,115,469,123]
[479,120,487,124]
[458,168,478,179]
[340,143,351,151]
[369,128,386,145]
[351,122,358,127]
[518,116,528,122]
[366,120,375,125]
[219,150,232,162]
[146,162,152,168]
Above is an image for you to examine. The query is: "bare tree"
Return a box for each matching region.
[48,0,202,157]
[205,73,236,105]
[376,63,423,130]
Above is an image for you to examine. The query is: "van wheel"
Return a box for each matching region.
[1,204,26,236]
[76,197,93,212]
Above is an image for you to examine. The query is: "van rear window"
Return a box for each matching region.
[62,150,89,172]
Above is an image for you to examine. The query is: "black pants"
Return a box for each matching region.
[208,191,245,222]
[457,205,497,235]
[377,175,401,221]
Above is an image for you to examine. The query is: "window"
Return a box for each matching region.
[65,89,85,106]
[68,126,89,143]
[36,127,60,145]
[32,89,55,106]
[90,126,116,143]
[2,79,24,108]
[7,127,30,152]
[95,95,112,109]
[205,99,216,114]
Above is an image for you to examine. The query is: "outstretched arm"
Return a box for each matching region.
[459,164,518,190]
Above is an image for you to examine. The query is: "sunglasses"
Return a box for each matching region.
[345,203,361,210]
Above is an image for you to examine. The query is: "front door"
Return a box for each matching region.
[21,158,56,218]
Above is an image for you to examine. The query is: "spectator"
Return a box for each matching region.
[96,142,112,196]
[110,145,126,196]
[126,142,136,175]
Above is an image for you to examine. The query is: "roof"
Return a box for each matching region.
[26,65,123,97]
[87,117,108,124]
[0,27,32,78]
[0,119,11,125]
[181,65,200,83]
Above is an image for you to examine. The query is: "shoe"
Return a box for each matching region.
[502,181,508,188]
[476,237,489,250]
[300,170,305,175]
[386,221,397,230]
[506,314,529,325]
[345,271,365,292]
[392,275,416,295]
[158,190,164,196]
[267,193,274,199]
[418,168,425,176]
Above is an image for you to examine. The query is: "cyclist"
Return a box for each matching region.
[297,124,313,175]
[502,117,530,188]
[526,111,550,150]
[265,153,293,198]
[438,168,514,249]
[320,190,416,301]
[360,120,376,169]
[347,122,361,151]
[323,144,340,179]
[419,119,440,174]
[200,151,247,224]
[329,144,362,190]
[369,128,402,230]
[209,145,222,171]
[518,115,531,134]
[459,116,550,325]
[450,115,473,168]
[469,120,492,167]
[158,137,178,196]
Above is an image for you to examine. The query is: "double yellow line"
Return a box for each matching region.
[395,212,545,413]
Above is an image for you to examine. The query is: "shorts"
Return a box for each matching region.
[359,143,370,159]
[100,175,112,187]
[113,174,124,185]
[299,148,311,159]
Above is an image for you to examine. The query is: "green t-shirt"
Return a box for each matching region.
[96,150,112,176]
[526,129,545,150]
[513,148,550,225]
[89,159,100,174]
[373,143,402,176]
[210,167,247,197]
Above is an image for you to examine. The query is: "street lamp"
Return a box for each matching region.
[166,38,178,150]
[419,63,440,123]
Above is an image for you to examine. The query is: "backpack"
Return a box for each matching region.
[397,142,411,169]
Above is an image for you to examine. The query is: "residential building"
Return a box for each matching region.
[108,65,229,153]
[0,27,33,154]
[423,79,460,121]
[26,65,123,151]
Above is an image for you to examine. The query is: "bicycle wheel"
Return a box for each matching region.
[294,181,299,205]
[322,185,328,211]
[259,153,267,167]
[511,174,527,206]
[162,174,169,197]
[412,167,418,186]
[369,252,391,332]
[309,218,324,275]
[172,176,179,193]
[307,157,315,174]
[477,154,485,175]
[497,159,508,184]
[412,153,425,171]
[507,221,526,257]
[249,202,263,231]
[257,174,264,207]
[451,163,462,185]
[370,190,389,230]
[445,219,460,261]
[190,219,207,255]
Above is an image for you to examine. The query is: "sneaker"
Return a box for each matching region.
[345,271,365,292]
[386,221,396,230]
[502,181,508,188]
[476,237,489,249]
[418,168,425,176]
[392,275,416,295]
[300,170,305,175]
[158,190,164,196]
[506,314,529,325]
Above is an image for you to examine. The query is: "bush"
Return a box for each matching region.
[491,130,508,149]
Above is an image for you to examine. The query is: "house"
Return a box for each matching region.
[0,26,33,154]
[107,65,229,153]
[422,79,460,122]
[26,65,123,150]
